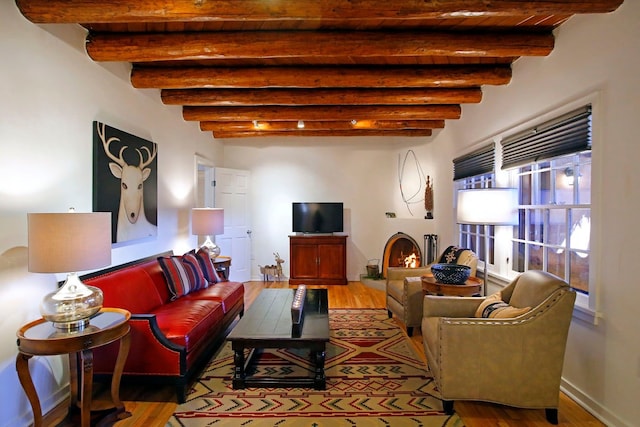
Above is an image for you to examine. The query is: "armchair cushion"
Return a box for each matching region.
[475,292,531,318]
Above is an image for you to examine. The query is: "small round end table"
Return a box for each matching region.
[16,308,131,427]
[421,274,482,297]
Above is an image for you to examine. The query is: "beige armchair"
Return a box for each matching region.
[421,270,576,424]
[386,246,477,336]
[386,266,432,336]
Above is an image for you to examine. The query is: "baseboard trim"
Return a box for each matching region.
[561,378,630,427]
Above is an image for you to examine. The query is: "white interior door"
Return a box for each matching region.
[213,167,251,282]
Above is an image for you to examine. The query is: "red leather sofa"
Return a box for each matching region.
[82,251,244,402]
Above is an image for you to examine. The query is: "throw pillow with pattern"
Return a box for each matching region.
[182,250,208,291]
[196,247,222,284]
[158,256,195,300]
[475,292,531,319]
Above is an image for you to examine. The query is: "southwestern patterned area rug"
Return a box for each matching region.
[167,309,464,427]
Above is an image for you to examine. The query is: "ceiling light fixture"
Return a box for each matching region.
[447,11,490,17]
[297,120,305,129]
[252,120,259,128]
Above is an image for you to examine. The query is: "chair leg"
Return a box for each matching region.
[545,408,558,425]
[406,326,413,336]
[442,400,454,415]
[387,309,392,318]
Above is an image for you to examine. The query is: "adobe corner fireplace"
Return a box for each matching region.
[381,232,422,279]
[381,233,440,279]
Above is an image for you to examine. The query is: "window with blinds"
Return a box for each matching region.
[503,105,593,294]
[501,105,592,170]
[453,143,495,181]
[454,143,496,267]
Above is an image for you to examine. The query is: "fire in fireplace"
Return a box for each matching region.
[381,232,423,278]
[404,253,418,268]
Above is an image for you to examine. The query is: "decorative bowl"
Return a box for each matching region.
[430,263,471,284]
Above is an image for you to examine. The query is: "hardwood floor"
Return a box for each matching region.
[57,280,604,427]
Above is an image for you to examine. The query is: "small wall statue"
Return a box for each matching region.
[424,175,434,219]
[259,252,285,281]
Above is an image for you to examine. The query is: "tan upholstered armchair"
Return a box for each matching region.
[421,270,576,424]
[386,246,477,336]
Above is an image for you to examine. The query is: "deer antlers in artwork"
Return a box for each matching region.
[96,122,158,242]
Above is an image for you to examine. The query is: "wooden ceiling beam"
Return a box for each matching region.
[87,31,554,62]
[16,0,624,23]
[200,120,445,132]
[14,0,624,141]
[162,88,482,106]
[132,65,512,89]
[213,129,433,139]
[183,105,461,122]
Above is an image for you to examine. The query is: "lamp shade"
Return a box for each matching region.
[28,212,112,273]
[192,208,224,236]
[456,188,519,225]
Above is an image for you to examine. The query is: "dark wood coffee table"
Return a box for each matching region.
[227,288,329,390]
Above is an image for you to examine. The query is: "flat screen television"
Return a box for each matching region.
[292,202,344,234]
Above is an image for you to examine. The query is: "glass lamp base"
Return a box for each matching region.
[201,236,221,258]
[51,318,91,332]
[40,273,103,331]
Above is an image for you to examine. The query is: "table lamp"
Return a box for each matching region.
[456,188,518,295]
[28,211,112,331]
[192,208,224,258]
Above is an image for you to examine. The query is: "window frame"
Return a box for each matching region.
[509,152,591,294]
[455,94,602,324]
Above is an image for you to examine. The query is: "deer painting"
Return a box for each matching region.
[96,122,157,243]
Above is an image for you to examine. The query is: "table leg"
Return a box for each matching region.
[16,353,42,427]
[232,347,246,389]
[79,349,93,427]
[110,331,132,421]
[69,352,80,409]
[313,349,326,390]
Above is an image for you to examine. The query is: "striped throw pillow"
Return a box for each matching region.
[158,256,194,300]
[182,250,208,291]
[196,247,221,284]
[474,292,531,318]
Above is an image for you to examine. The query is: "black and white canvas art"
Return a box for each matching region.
[93,121,158,244]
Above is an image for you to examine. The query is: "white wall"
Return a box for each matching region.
[443,3,640,426]
[223,138,450,281]
[0,3,223,426]
[224,3,639,426]
[2,0,638,426]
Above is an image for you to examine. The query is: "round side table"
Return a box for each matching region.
[211,255,232,281]
[16,308,131,427]
[421,274,482,297]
